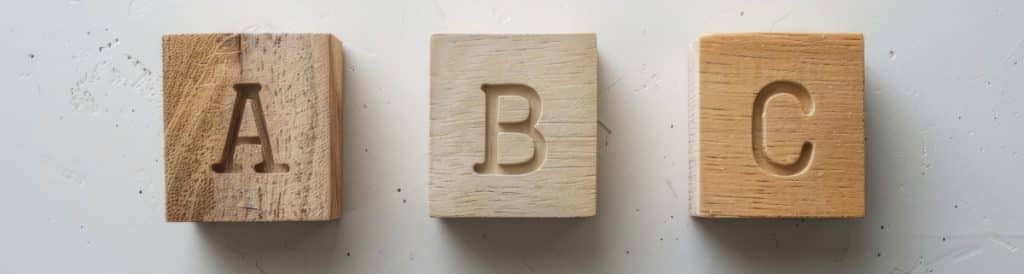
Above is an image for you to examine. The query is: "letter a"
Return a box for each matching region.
[211,83,289,173]
[473,84,546,175]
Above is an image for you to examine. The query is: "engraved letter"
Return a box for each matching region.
[474,84,546,175]
[752,81,814,176]
[211,83,289,173]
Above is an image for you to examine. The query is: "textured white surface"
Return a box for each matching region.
[1,0,1022,273]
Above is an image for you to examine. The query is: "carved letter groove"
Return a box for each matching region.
[752,80,814,176]
[474,83,546,175]
[211,82,290,173]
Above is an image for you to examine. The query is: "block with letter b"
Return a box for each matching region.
[163,33,343,222]
[430,34,598,218]
[689,33,865,218]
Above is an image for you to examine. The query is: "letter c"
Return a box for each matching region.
[752,80,814,176]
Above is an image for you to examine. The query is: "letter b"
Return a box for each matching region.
[473,84,546,175]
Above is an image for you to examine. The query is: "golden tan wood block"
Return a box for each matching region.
[689,33,864,218]
[430,34,598,218]
[163,33,343,222]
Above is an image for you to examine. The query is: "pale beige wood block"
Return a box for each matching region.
[163,33,343,222]
[689,33,865,218]
[430,34,598,218]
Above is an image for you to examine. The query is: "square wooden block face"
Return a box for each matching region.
[689,33,865,218]
[163,33,343,222]
[430,34,598,218]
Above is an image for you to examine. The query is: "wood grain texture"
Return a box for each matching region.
[163,33,343,222]
[689,33,864,218]
[430,34,598,218]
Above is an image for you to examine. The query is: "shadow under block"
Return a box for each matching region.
[430,34,598,218]
[689,33,865,218]
[163,33,343,222]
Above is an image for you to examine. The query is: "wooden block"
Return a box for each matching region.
[689,33,864,218]
[430,34,598,217]
[163,33,343,222]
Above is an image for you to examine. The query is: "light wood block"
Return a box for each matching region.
[430,34,598,218]
[163,33,343,222]
[689,33,864,218]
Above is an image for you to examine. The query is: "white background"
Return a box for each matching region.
[2,0,1023,273]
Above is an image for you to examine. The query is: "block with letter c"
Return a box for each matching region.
[689,33,865,218]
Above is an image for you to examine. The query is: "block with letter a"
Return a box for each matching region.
[430,34,598,218]
[163,33,343,222]
[689,33,865,218]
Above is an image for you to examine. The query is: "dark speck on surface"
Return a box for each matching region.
[397,188,401,192]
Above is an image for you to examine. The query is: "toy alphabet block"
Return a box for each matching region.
[163,33,343,222]
[430,34,598,217]
[689,33,865,218]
